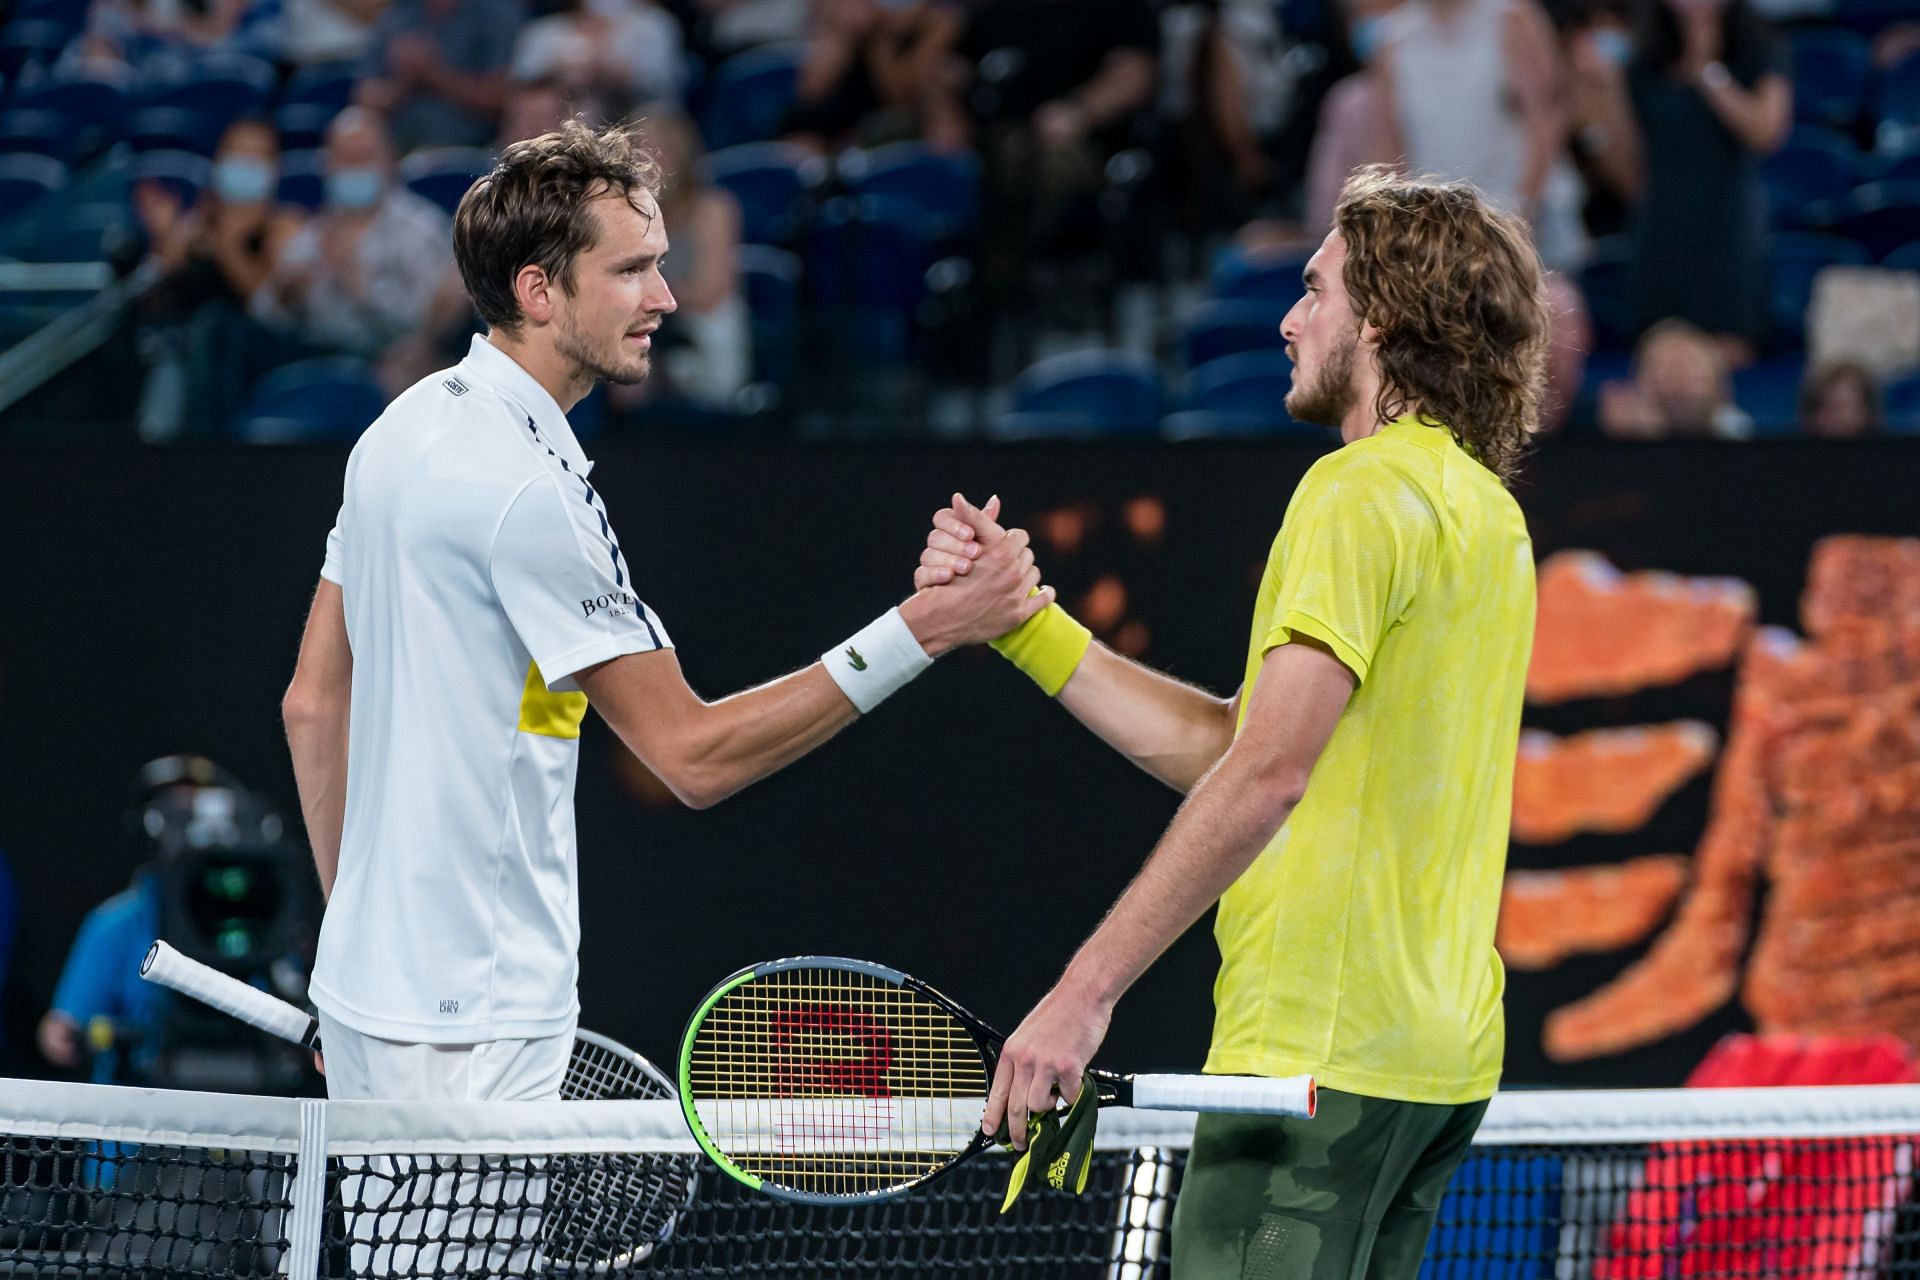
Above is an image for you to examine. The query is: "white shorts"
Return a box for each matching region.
[317,1010,577,1276]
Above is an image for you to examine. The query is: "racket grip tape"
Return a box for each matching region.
[1130,1073,1316,1118]
[141,940,321,1049]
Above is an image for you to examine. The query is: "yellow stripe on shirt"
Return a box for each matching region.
[517,661,589,739]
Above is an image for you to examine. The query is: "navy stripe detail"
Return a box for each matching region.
[523,414,645,608]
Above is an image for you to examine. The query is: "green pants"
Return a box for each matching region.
[1170,1087,1488,1280]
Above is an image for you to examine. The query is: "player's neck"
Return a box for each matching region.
[481,331,592,414]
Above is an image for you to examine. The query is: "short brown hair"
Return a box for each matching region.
[1333,166,1551,484]
[453,119,663,336]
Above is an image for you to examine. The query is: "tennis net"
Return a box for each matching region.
[4,1078,1920,1277]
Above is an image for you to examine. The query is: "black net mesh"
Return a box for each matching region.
[9,1101,1920,1279]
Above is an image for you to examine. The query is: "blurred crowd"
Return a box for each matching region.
[1,0,1918,439]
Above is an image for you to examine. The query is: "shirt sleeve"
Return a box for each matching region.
[319,510,344,585]
[490,472,672,690]
[1258,455,1435,685]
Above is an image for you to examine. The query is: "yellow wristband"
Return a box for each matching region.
[990,602,1091,696]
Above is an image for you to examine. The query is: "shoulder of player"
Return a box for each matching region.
[1300,434,1439,506]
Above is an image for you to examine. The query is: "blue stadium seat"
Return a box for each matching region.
[1731,357,1806,436]
[707,141,816,246]
[127,149,210,207]
[0,107,69,162]
[1769,232,1871,342]
[19,199,132,261]
[1873,144,1920,184]
[124,106,219,155]
[803,195,927,363]
[1181,352,1296,422]
[140,52,274,127]
[9,0,89,29]
[1005,349,1163,434]
[703,43,803,151]
[1885,372,1920,433]
[276,148,324,211]
[398,146,494,215]
[1879,53,1920,150]
[0,21,75,82]
[1579,235,1635,352]
[1161,410,1323,440]
[14,71,124,133]
[738,243,800,387]
[233,358,386,442]
[0,152,65,218]
[1762,126,1860,223]
[279,64,357,113]
[274,101,337,152]
[1209,244,1311,311]
[844,143,980,242]
[1814,180,1920,259]
[1789,28,1869,128]
[1181,298,1288,369]
[1882,240,1920,272]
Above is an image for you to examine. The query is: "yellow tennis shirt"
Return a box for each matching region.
[1203,415,1535,1103]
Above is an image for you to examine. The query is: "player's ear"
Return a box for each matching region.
[514,264,557,326]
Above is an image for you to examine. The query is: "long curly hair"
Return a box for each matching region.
[1333,166,1550,484]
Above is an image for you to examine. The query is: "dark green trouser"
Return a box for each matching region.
[1170,1087,1489,1280]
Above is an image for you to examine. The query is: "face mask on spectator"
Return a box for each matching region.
[212,158,277,204]
[327,168,385,211]
[1349,15,1387,63]
[1592,28,1633,65]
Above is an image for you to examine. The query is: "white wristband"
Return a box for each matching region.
[822,607,933,714]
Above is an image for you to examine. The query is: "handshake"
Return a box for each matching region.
[896,493,1057,658]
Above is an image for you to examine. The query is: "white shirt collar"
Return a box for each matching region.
[459,333,594,475]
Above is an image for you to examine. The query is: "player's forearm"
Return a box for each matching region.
[1055,643,1236,792]
[284,694,349,900]
[666,666,860,808]
[1056,748,1307,1010]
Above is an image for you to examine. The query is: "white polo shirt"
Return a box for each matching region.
[310,334,671,1044]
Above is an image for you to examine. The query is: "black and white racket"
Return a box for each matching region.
[140,939,696,1271]
[677,955,1315,1206]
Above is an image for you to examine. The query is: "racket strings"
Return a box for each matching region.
[687,967,990,1198]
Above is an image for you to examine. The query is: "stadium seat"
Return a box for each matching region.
[703,43,803,151]
[738,243,801,387]
[1788,28,1869,129]
[1209,244,1311,311]
[1762,126,1860,222]
[1882,240,1920,272]
[1730,358,1806,437]
[233,358,386,442]
[844,143,980,243]
[803,195,928,363]
[9,0,89,29]
[1005,349,1163,434]
[126,149,210,207]
[1161,409,1323,440]
[276,148,324,211]
[124,106,219,155]
[279,63,357,113]
[1813,180,1920,259]
[0,152,65,218]
[19,199,132,262]
[1180,352,1297,422]
[14,71,124,134]
[398,146,494,216]
[1886,372,1920,433]
[707,142,816,246]
[0,107,69,162]
[0,20,75,82]
[274,101,337,152]
[1876,52,1920,150]
[1579,235,1636,352]
[1873,144,1920,184]
[1181,298,1288,369]
[139,52,274,127]
[1769,232,1871,342]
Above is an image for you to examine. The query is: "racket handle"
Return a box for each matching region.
[1129,1073,1316,1118]
[141,940,321,1049]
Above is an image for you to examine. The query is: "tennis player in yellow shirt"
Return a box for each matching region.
[917,167,1546,1278]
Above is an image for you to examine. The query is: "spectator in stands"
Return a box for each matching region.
[499,75,574,144]
[1561,0,1637,241]
[511,0,686,123]
[70,0,251,71]
[944,0,1159,308]
[696,0,810,54]
[282,0,390,68]
[1799,361,1883,439]
[252,108,454,358]
[1599,316,1754,438]
[781,0,966,154]
[1615,0,1790,361]
[356,0,525,151]
[645,108,749,406]
[1374,0,1587,271]
[1300,0,1399,235]
[134,117,305,439]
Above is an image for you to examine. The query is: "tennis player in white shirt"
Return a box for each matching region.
[281,119,1050,1110]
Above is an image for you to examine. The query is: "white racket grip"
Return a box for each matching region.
[141,940,320,1048]
[1129,1073,1317,1118]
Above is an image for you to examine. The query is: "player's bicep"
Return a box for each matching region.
[289,579,351,703]
[1232,636,1356,793]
